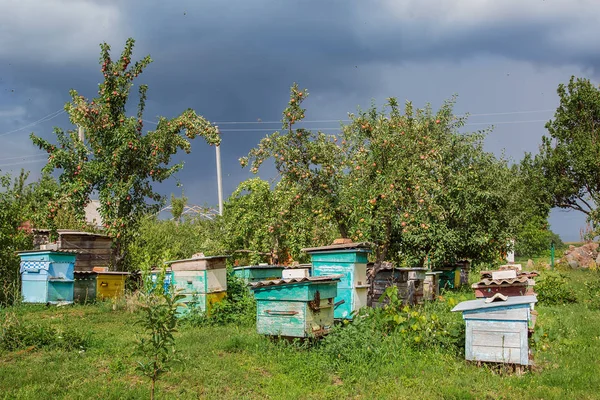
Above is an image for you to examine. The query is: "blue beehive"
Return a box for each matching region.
[250,275,341,338]
[232,264,285,285]
[451,295,538,366]
[18,250,76,304]
[302,242,371,320]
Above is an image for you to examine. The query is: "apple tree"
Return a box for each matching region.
[538,76,600,239]
[31,38,220,269]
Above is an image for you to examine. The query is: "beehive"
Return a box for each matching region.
[18,250,76,304]
[452,295,537,366]
[231,264,285,284]
[250,275,341,338]
[74,271,97,303]
[368,263,428,306]
[302,242,371,320]
[423,271,442,301]
[165,255,228,314]
[95,271,129,300]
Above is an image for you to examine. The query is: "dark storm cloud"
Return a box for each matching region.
[1,0,598,240]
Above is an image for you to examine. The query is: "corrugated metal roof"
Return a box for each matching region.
[301,242,372,253]
[451,295,537,312]
[250,274,343,289]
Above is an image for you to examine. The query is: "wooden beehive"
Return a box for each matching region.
[18,250,76,304]
[250,275,341,338]
[451,295,537,366]
[231,264,285,284]
[302,242,371,320]
[423,271,442,301]
[74,271,97,303]
[368,263,428,306]
[165,255,228,314]
[94,268,129,300]
[33,229,115,272]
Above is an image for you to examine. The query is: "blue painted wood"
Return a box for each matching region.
[306,248,370,320]
[251,279,338,338]
[454,297,536,366]
[232,266,285,284]
[19,251,76,304]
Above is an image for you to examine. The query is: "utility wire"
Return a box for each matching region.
[0,109,66,138]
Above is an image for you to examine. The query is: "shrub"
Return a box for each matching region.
[535,271,578,305]
[0,312,90,352]
[584,277,600,310]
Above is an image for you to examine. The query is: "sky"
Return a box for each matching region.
[1,0,599,242]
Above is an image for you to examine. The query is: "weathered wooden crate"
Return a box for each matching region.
[18,250,76,304]
[250,275,341,338]
[165,255,229,314]
[423,271,442,301]
[368,264,427,306]
[232,265,285,284]
[33,229,115,272]
[451,295,537,366]
[302,242,371,320]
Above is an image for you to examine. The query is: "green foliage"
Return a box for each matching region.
[539,76,600,239]
[170,192,187,222]
[241,83,515,266]
[0,312,90,352]
[180,273,256,327]
[30,37,220,269]
[535,271,578,305]
[515,216,563,258]
[129,215,223,271]
[135,267,184,400]
[583,276,600,310]
[221,178,335,264]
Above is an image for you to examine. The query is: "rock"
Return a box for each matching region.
[527,259,535,269]
[596,253,600,265]
[568,259,580,269]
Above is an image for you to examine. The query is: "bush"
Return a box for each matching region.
[584,277,600,310]
[0,312,90,352]
[535,271,578,305]
[319,286,465,366]
[179,273,256,327]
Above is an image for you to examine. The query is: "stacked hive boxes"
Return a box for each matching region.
[302,242,371,320]
[165,254,228,315]
[18,250,77,304]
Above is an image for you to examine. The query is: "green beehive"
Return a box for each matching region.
[232,264,285,284]
[165,254,229,315]
[302,242,371,320]
[250,275,341,338]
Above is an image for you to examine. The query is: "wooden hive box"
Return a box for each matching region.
[423,271,442,301]
[451,295,537,366]
[34,230,115,272]
[302,242,371,320]
[165,255,229,315]
[368,263,427,306]
[74,271,98,303]
[94,268,129,300]
[250,275,341,338]
[231,264,285,284]
[18,250,76,304]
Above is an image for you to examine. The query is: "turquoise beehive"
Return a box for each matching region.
[250,275,341,338]
[302,242,371,320]
[231,264,285,285]
[18,250,77,304]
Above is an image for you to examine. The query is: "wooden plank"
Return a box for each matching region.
[472,330,521,348]
[491,270,518,280]
[256,301,307,337]
[206,268,227,293]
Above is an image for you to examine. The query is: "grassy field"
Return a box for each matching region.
[1,270,600,400]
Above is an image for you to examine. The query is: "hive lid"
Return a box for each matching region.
[232,264,286,270]
[164,254,229,264]
[451,295,537,312]
[16,249,81,255]
[301,242,372,253]
[250,274,343,289]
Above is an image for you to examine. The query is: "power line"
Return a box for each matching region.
[0,109,66,138]
[0,156,47,168]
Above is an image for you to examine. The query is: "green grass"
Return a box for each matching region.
[2,270,600,399]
